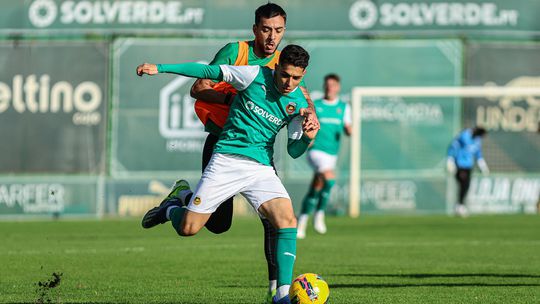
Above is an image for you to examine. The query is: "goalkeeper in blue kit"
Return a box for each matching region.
[446,126,489,217]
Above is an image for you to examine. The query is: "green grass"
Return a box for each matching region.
[1,215,539,303]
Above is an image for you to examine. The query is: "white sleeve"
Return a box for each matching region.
[288,115,304,140]
[343,103,352,125]
[219,65,260,91]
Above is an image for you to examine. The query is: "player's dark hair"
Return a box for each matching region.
[324,73,341,83]
[255,3,287,25]
[279,45,310,69]
[473,126,487,137]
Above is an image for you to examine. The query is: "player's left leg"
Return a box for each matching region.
[455,168,472,217]
[258,198,297,304]
[261,217,278,302]
[241,168,296,304]
[314,170,336,234]
[141,180,191,229]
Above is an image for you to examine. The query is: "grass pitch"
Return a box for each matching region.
[1,215,539,303]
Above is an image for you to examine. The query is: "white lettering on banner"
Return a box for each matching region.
[166,139,204,152]
[319,118,342,125]
[362,96,443,124]
[476,77,540,132]
[0,75,102,125]
[349,0,519,30]
[361,181,417,210]
[467,177,540,214]
[29,0,205,28]
[0,183,65,213]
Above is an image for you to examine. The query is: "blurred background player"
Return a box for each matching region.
[144,4,317,302]
[137,44,317,304]
[446,126,489,217]
[297,74,351,239]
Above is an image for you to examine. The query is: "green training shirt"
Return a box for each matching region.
[309,99,351,156]
[158,62,311,166]
[210,41,306,87]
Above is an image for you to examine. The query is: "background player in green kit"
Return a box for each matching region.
[136,45,318,304]
[297,74,352,239]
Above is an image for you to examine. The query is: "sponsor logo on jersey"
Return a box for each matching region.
[286,102,296,115]
[245,100,283,125]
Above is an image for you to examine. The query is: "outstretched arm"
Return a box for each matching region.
[136,62,223,81]
[137,63,259,93]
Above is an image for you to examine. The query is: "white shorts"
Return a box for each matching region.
[186,153,290,214]
[307,150,337,173]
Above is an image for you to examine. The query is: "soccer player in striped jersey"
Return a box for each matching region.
[137,44,318,304]
[297,74,352,239]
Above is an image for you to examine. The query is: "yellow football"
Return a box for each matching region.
[289,273,329,304]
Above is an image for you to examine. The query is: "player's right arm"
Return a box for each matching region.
[137,62,259,92]
[137,62,223,80]
[189,43,238,104]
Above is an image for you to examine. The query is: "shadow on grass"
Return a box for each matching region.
[333,273,540,279]
[226,273,540,289]
[331,282,540,289]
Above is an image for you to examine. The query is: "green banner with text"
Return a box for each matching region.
[0,41,108,174]
[1,0,538,38]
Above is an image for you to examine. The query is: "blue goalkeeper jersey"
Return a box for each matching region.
[447,128,484,169]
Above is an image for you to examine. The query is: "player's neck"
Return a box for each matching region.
[323,96,339,103]
[253,44,273,59]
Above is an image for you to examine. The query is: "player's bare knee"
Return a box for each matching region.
[275,215,297,229]
[179,223,201,236]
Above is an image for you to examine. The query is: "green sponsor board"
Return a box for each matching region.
[464,42,540,172]
[0,176,102,217]
[1,0,538,37]
[112,39,239,176]
[285,177,447,215]
[361,177,447,214]
[0,41,108,174]
[450,174,540,214]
